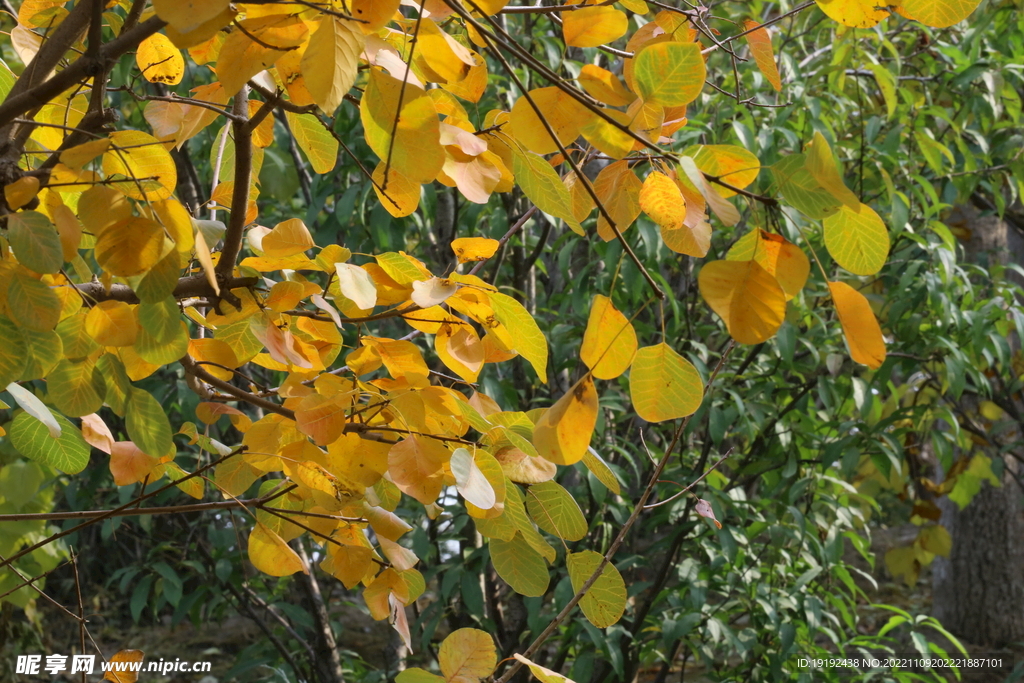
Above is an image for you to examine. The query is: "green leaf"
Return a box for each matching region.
[287,111,338,174]
[805,131,859,209]
[8,211,63,274]
[136,250,180,303]
[581,448,621,495]
[126,387,174,457]
[633,42,706,107]
[0,58,15,101]
[489,291,548,384]
[19,328,63,381]
[48,358,106,417]
[772,154,841,219]
[8,411,91,474]
[823,202,890,276]
[137,297,180,343]
[135,320,189,365]
[525,480,588,541]
[7,271,61,332]
[0,316,27,387]
[489,532,550,597]
[395,669,444,683]
[511,149,583,235]
[867,64,897,119]
[628,343,704,422]
[55,313,100,359]
[567,549,627,628]
[504,479,556,561]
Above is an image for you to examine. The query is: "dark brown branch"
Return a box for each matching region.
[0,16,167,132]
[71,274,259,305]
[217,86,252,278]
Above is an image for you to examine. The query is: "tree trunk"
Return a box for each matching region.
[930,204,1024,647]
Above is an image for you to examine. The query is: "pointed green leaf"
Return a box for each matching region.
[512,149,583,235]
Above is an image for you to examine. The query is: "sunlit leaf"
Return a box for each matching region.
[629,343,703,422]
[567,549,627,628]
[726,230,810,300]
[438,627,497,682]
[828,281,886,369]
[533,374,598,466]
[698,260,786,344]
[743,21,782,91]
[489,532,549,597]
[136,33,185,85]
[579,294,637,380]
[526,481,588,541]
[563,6,629,48]
[633,42,706,107]
[302,17,364,115]
[823,202,890,276]
[248,522,306,576]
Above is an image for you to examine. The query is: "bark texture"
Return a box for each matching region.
[931,203,1024,647]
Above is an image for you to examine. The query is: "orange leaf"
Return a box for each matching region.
[743,21,782,91]
[828,281,886,369]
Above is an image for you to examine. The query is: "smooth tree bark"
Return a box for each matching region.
[931,203,1024,646]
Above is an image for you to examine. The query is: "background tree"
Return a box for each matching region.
[0,0,1021,682]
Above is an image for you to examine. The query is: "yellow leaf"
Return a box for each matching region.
[678,156,739,226]
[494,446,556,485]
[823,202,890,276]
[726,230,810,300]
[436,322,485,383]
[372,162,421,218]
[335,262,378,310]
[512,654,576,683]
[152,0,229,34]
[686,144,761,199]
[450,448,496,509]
[698,260,786,344]
[102,130,177,201]
[629,343,703,422]
[165,7,236,49]
[533,374,598,466]
[563,6,629,48]
[417,18,477,84]
[917,524,952,557]
[95,217,167,277]
[136,33,184,85]
[593,159,642,241]
[248,521,306,576]
[567,549,627,628]
[188,338,239,382]
[451,237,499,263]
[578,64,636,107]
[743,21,782,91]
[489,291,548,383]
[815,0,889,27]
[294,393,349,446]
[287,111,339,174]
[828,281,886,369]
[301,17,364,115]
[580,294,637,380]
[899,0,980,27]
[263,217,314,257]
[59,138,112,171]
[639,171,686,229]
[633,42,706,107]
[361,69,444,184]
[4,177,39,210]
[388,435,448,504]
[217,14,309,95]
[579,109,634,160]
[349,0,401,31]
[439,628,497,682]
[805,131,859,209]
[509,87,592,156]
[85,301,138,347]
[192,230,220,297]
